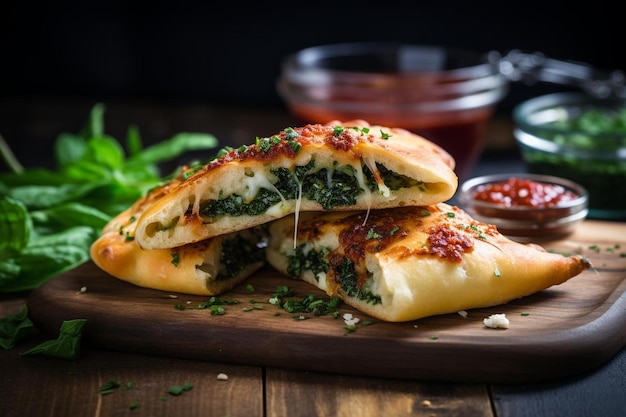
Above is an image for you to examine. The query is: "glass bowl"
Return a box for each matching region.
[458,173,588,242]
[277,42,509,179]
[513,92,626,220]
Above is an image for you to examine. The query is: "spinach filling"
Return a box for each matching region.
[287,244,330,281]
[287,244,381,305]
[216,233,265,281]
[364,163,424,192]
[199,160,423,218]
[335,258,381,305]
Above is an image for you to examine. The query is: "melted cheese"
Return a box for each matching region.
[241,171,276,202]
[352,161,372,226]
[362,156,390,197]
[293,172,303,249]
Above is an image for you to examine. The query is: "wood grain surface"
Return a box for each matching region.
[26,220,626,384]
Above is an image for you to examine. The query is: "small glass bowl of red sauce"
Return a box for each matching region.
[458,173,588,241]
[277,42,508,179]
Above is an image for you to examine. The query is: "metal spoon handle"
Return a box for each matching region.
[492,49,626,99]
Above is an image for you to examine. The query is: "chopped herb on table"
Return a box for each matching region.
[168,382,193,396]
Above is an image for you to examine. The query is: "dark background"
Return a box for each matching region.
[0,0,624,172]
[2,1,623,111]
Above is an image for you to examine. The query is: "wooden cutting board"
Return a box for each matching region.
[27,220,626,384]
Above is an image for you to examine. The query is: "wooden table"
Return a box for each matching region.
[1,99,625,417]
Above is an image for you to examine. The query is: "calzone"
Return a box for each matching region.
[265,203,590,322]
[134,121,457,250]
[90,166,267,295]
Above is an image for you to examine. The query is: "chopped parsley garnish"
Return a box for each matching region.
[379,130,392,139]
[288,140,302,153]
[170,252,180,267]
[175,296,239,314]
[99,380,123,395]
[333,126,345,136]
[270,285,342,317]
[366,228,382,239]
[284,127,300,140]
[256,137,272,152]
[216,146,233,158]
[168,383,193,396]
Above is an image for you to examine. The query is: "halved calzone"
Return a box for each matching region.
[134,121,457,250]
[265,203,590,322]
[90,167,267,295]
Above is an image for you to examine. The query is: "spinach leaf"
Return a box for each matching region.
[0,197,31,253]
[0,103,219,292]
[20,318,86,359]
[0,306,34,349]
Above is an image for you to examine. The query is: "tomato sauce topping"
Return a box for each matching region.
[472,177,578,208]
[427,223,473,263]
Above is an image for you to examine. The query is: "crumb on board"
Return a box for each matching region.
[483,313,509,329]
[217,373,228,381]
[343,313,360,326]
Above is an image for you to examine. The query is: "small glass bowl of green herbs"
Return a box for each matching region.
[514,92,626,220]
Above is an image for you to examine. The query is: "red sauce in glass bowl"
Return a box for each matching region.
[288,103,493,180]
[472,177,579,208]
[458,174,589,241]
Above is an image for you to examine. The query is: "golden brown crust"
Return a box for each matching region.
[265,203,590,322]
[90,169,266,295]
[134,121,458,250]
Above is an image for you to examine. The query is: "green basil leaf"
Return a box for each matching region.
[0,196,31,252]
[55,133,88,167]
[61,160,114,182]
[8,182,104,210]
[0,168,73,187]
[125,124,143,157]
[0,226,95,292]
[21,318,86,359]
[83,136,125,169]
[0,259,21,281]
[0,306,34,350]
[0,102,222,293]
[30,202,110,230]
[80,103,105,139]
[126,132,218,166]
[76,182,145,217]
